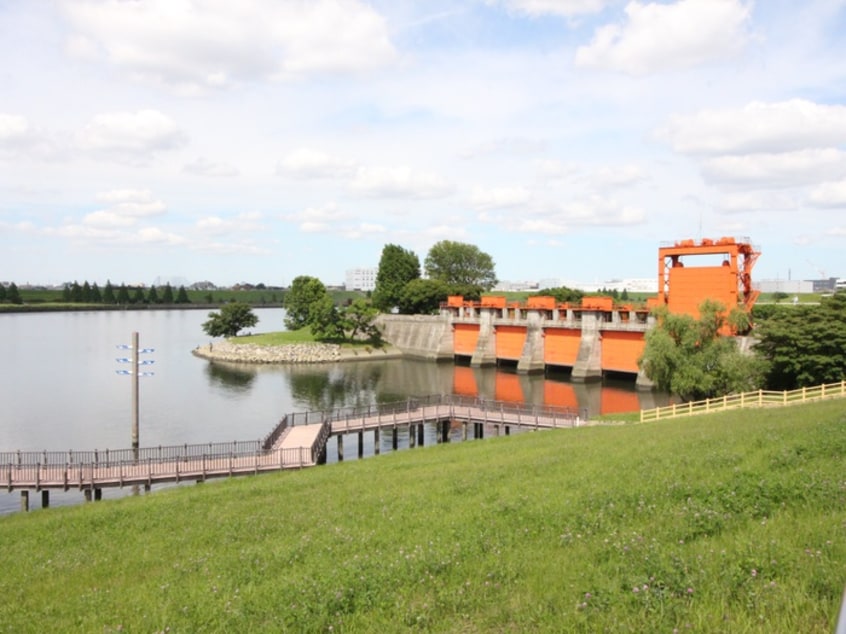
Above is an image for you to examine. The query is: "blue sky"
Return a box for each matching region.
[1,0,845,288]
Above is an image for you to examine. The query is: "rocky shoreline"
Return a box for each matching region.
[191,340,404,364]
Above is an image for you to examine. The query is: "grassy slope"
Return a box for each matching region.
[0,400,844,633]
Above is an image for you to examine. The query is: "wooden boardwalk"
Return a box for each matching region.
[3,395,583,509]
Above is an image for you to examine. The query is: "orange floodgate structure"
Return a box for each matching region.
[430,237,761,391]
[656,236,760,320]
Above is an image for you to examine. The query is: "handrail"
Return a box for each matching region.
[639,381,846,422]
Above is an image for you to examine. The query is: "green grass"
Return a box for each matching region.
[231,327,318,345]
[0,400,844,632]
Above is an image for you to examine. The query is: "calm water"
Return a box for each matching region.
[0,308,667,513]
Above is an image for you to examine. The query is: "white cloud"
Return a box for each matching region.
[82,189,167,227]
[660,99,846,156]
[486,0,608,17]
[135,227,188,246]
[0,114,30,145]
[62,0,397,91]
[278,148,356,180]
[701,149,846,189]
[350,166,454,199]
[196,212,264,235]
[575,0,751,74]
[78,110,186,163]
[183,157,239,178]
[469,186,533,210]
[717,191,800,214]
[809,180,846,208]
[285,203,351,233]
[481,195,645,233]
[342,223,387,239]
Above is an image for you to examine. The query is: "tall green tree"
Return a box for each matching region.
[202,302,259,337]
[131,287,145,304]
[175,286,190,304]
[372,244,420,312]
[6,282,21,305]
[397,278,450,315]
[161,283,174,304]
[147,285,160,304]
[103,280,116,304]
[640,300,768,401]
[308,295,344,340]
[117,284,130,304]
[0,284,6,302]
[754,292,846,389]
[424,240,497,291]
[90,282,102,303]
[284,276,328,330]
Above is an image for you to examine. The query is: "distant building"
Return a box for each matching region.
[754,279,814,294]
[345,268,377,292]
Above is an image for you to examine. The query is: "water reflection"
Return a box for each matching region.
[204,361,257,393]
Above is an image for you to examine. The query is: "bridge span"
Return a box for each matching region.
[4,395,584,511]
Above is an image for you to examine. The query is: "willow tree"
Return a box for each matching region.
[640,300,768,401]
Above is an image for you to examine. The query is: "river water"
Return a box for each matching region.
[0,308,667,514]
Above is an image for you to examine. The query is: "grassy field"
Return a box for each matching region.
[0,400,844,632]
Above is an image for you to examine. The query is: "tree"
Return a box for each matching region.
[117,284,130,304]
[534,286,584,304]
[103,280,116,304]
[147,285,160,304]
[6,282,22,305]
[202,302,259,338]
[372,244,420,311]
[308,295,344,340]
[640,300,768,401]
[397,278,450,314]
[175,285,190,304]
[0,284,6,302]
[90,282,102,303]
[424,240,497,290]
[131,287,145,304]
[161,283,174,304]
[284,276,328,330]
[754,292,846,389]
[340,299,383,344]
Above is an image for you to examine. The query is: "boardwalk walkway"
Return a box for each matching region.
[3,395,583,510]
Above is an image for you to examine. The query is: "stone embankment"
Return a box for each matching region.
[192,340,403,364]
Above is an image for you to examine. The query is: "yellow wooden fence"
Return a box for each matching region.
[639,381,846,423]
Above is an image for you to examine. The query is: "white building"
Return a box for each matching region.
[345,267,377,292]
[754,279,814,294]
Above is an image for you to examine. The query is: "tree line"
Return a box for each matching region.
[61,280,191,305]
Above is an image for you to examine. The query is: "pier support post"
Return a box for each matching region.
[409,424,416,449]
[144,483,151,493]
[358,431,364,459]
[462,421,468,441]
[392,426,398,451]
[417,423,425,447]
[94,488,102,501]
[440,420,450,443]
[41,490,50,509]
[374,428,380,456]
[84,489,92,502]
[505,426,510,436]
[337,434,344,462]
[20,490,29,512]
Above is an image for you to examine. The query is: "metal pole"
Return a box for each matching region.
[132,331,139,457]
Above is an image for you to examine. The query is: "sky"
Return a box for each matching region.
[1,0,845,288]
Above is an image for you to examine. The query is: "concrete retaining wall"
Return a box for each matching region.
[375,314,454,361]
